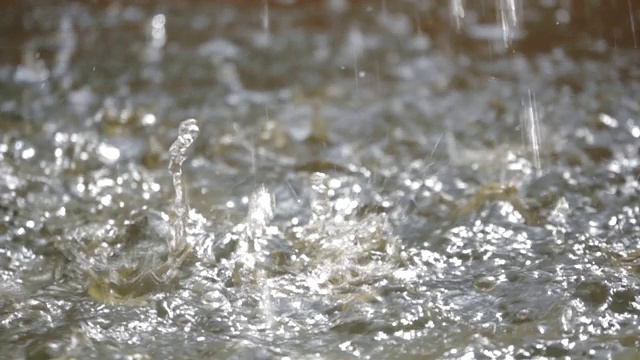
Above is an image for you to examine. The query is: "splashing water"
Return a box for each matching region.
[168,118,199,252]
[53,119,205,303]
[228,186,276,272]
[246,185,275,251]
[247,186,276,325]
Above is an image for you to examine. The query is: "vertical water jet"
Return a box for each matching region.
[168,118,199,252]
[246,185,275,251]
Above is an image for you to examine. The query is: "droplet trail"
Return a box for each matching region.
[521,90,542,175]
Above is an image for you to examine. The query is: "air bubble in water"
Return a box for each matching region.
[473,275,497,292]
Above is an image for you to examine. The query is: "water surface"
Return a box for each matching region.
[1,1,639,359]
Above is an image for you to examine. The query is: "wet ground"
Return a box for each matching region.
[1,0,639,359]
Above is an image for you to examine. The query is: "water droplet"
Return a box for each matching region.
[21,147,35,160]
[140,113,157,126]
[97,142,121,164]
[150,14,166,47]
[514,308,531,323]
[598,113,618,128]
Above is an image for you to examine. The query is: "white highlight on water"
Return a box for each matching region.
[168,118,199,251]
[521,90,541,175]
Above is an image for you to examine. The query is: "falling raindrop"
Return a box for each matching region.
[629,0,638,48]
[263,0,269,34]
[521,90,542,175]
[450,0,465,31]
[353,45,361,100]
[497,0,521,47]
[150,14,167,48]
[168,118,199,251]
[53,16,77,76]
[142,13,167,62]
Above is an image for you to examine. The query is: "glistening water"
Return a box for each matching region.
[1,1,639,359]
